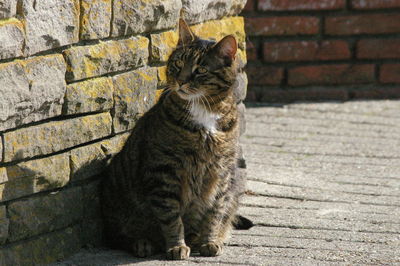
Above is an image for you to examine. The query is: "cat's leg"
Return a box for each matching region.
[199,181,240,257]
[149,189,190,260]
[198,193,227,257]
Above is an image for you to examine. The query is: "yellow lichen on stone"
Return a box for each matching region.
[3,113,112,162]
[0,17,23,27]
[191,17,247,66]
[100,133,130,157]
[150,30,179,62]
[190,17,245,48]
[0,168,7,184]
[64,76,113,115]
[157,65,168,86]
[155,89,165,102]
[64,36,149,81]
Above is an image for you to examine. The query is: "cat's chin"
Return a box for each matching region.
[176,90,203,102]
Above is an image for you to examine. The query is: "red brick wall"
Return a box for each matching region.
[242,0,400,102]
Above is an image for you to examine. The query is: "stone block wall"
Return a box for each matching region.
[0,0,248,264]
[243,0,400,102]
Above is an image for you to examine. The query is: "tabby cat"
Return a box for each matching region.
[101,19,246,260]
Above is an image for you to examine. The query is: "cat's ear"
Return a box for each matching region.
[178,19,196,46]
[213,35,237,65]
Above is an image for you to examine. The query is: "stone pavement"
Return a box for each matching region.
[53,100,400,265]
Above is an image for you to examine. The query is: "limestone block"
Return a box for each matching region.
[63,77,113,115]
[112,0,181,37]
[8,187,83,241]
[237,102,246,136]
[0,153,69,202]
[0,206,9,244]
[0,140,3,165]
[20,0,79,55]
[112,67,158,133]
[0,168,7,184]
[0,54,66,132]
[31,226,81,265]
[182,0,246,24]
[190,17,247,67]
[157,66,168,87]
[3,112,112,162]
[100,132,130,157]
[64,36,149,82]
[0,241,32,266]
[0,18,24,60]
[80,0,112,40]
[150,30,179,63]
[0,0,17,19]
[191,17,246,62]
[70,143,107,180]
[234,72,248,103]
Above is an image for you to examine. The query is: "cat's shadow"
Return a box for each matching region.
[51,247,209,265]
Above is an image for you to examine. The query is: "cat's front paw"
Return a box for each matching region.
[166,245,191,260]
[200,242,223,257]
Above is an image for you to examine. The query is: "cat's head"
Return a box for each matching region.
[167,19,238,102]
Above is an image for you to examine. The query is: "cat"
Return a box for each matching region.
[101,19,248,260]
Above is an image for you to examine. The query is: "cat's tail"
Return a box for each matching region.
[233,215,254,230]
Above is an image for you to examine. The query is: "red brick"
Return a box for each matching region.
[243,0,255,12]
[288,64,375,86]
[246,65,284,85]
[246,43,258,61]
[357,39,400,59]
[325,14,400,35]
[245,17,319,36]
[258,0,345,11]
[351,0,400,9]
[351,88,400,99]
[380,64,400,83]
[258,88,349,102]
[263,40,350,62]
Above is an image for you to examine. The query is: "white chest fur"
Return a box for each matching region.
[189,102,220,134]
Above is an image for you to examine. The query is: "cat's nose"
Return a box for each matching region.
[177,79,186,86]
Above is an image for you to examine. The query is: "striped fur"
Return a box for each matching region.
[101,19,244,260]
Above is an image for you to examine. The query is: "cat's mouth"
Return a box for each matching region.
[176,84,202,100]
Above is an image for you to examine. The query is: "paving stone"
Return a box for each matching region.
[3,112,112,162]
[0,54,66,132]
[182,0,247,24]
[0,18,24,60]
[80,0,112,40]
[112,67,158,133]
[63,77,113,115]
[64,36,149,82]
[111,0,181,37]
[0,153,69,202]
[20,0,79,55]
[8,187,83,241]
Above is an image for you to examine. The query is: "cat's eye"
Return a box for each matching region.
[197,67,208,74]
[175,60,184,68]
